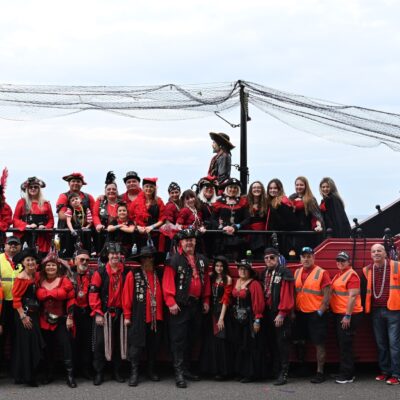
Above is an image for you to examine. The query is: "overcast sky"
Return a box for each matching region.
[1,0,400,221]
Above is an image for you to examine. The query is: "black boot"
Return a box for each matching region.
[65,360,77,388]
[93,372,103,386]
[147,359,160,382]
[113,367,125,383]
[274,370,288,386]
[173,352,187,389]
[129,361,139,387]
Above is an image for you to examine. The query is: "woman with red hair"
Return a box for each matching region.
[129,178,165,251]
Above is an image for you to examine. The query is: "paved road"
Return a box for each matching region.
[1,371,399,400]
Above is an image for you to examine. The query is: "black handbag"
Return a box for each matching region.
[233,297,250,325]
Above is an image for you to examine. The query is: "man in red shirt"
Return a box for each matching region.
[293,247,331,384]
[121,171,142,207]
[56,172,95,257]
[162,229,210,388]
[89,242,127,385]
[260,247,295,386]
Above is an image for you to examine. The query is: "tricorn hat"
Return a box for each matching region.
[236,259,256,278]
[13,247,40,266]
[209,132,235,150]
[130,245,165,265]
[20,177,46,192]
[175,228,199,241]
[221,177,242,191]
[62,172,87,185]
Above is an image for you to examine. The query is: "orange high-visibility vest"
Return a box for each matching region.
[295,265,325,313]
[363,260,400,313]
[330,268,363,314]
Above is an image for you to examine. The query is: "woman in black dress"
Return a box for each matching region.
[200,255,233,380]
[12,248,44,387]
[319,177,351,238]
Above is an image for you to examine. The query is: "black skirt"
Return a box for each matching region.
[12,310,45,383]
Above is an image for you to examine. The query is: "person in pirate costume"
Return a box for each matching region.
[162,228,211,388]
[232,260,266,383]
[260,247,295,386]
[56,172,95,258]
[208,132,234,187]
[93,172,120,254]
[129,178,165,252]
[122,245,165,386]
[65,192,93,253]
[36,252,77,388]
[213,178,250,261]
[164,182,181,225]
[12,248,44,387]
[71,249,93,380]
[0,168,12,249]
[89,242,128,385]
[13,177,54,257]
[121,171,142,207]
[199,255,234,380]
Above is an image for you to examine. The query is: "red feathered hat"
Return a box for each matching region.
[62,172,87,185]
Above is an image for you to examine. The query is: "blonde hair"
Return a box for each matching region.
[295,176,315,216]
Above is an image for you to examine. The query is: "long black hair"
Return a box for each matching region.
[210,255,230,284]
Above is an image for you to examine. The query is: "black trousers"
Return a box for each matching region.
[334,313,362,377]
[129,323,162,365]
[263,309,292,376]
[168,299,202,366]
[74,307,93,371]
[93,313,122,373]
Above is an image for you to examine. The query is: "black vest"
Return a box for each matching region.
[169,252,208,306]
[98,266,129,313]
[260,265,294,314]
[57,192,90,228]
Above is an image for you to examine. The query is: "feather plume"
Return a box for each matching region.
[0,167,8,190]
[105,171,116,185]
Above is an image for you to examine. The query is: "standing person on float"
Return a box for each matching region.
[289,176,324,253]
[122,246,165,387]
[56,172,95,258]
[93,171,120,254]
[121,171,142,207]
[162,229,210,389]
[89,242,128,386]
[36,252,76,388]
[106,202,136,258]
[265,179,297,256]
[213,178,250,261]
[293,247,331,384]
[363,243,400,385]
[260,247,294,386]
[13,177,54,257]
[319,177,351,238]
[196,176,218,258]
[246,181,268,260]
[0,168,12,248]
[71,249,93,380]
[0,236,22,375]
[200,255,234,380]
[129,178,165,251]
[330,251,363,384]
[208,132,234,187]
[231,260,266,383]
[12,248,44,387]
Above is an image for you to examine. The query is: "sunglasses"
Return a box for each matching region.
[78,258,90,262]
[301,247,313,254]
[336,259,348,263]
[264,255,277,260]
[29,185,40,190]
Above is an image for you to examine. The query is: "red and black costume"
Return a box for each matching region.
[0,202,12,233]
[177,207,203,229]
[93,197,119,253]
[12,274,44,384]
[213,195,250,260]
[108,218,136,257]
[129,192,165,251]
[121,188,142,208]
[162,249,211,383]
[36,275,75,380]
[89,262,128,378]
[72,268,93,377]
[56,190,95,257]
[320,194,351,238]
[13,199,54,254]
[232,279,266,381]
[122,267,163,381]
[164,200,180,224]
[260,261,295,381]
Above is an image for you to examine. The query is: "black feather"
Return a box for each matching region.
[105,171,116,185]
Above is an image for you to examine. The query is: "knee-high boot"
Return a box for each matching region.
[129,347,141,387]
[173,351,187,389]
[65,360,77,388]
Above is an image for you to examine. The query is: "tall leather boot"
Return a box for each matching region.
[65,360,77,388]
[128,347,140,387]
[147,348,160,382]
[173,351,187,389]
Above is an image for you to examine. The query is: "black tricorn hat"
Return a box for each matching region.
[221,177,242,191]
[130,245,165,265]
[209,132,235,150]
[123,171,141,184]
[13,247,40,266]
[236,259,256,278]
[175,228,199,241]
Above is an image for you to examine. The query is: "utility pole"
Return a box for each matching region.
[239,80,249,194]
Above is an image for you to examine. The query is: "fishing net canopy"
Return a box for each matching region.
[1,80,400,150]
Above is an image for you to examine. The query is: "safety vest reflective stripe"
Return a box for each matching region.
[295,266,325,312]
[390,285,400,290]
[301,288,323,295]
[333,290,349,296]
[0,277,13,282]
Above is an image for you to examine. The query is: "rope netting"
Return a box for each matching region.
[1,80,400,150]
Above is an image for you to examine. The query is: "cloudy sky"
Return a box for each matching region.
[1,0,400,221]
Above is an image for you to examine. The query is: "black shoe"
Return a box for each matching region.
[147,370,160,382]
[113,371,125,383]
[274,372,288,386]
[240,377,253,383]
[128,372,138,387]
[175,373,187,388]
[67,374,77,388]
[28,380,39,387]
[93,372,104,386]
[310,372,326,384]
[184,371,200,381]
[335,375,355,384]
[214,375,225,381]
